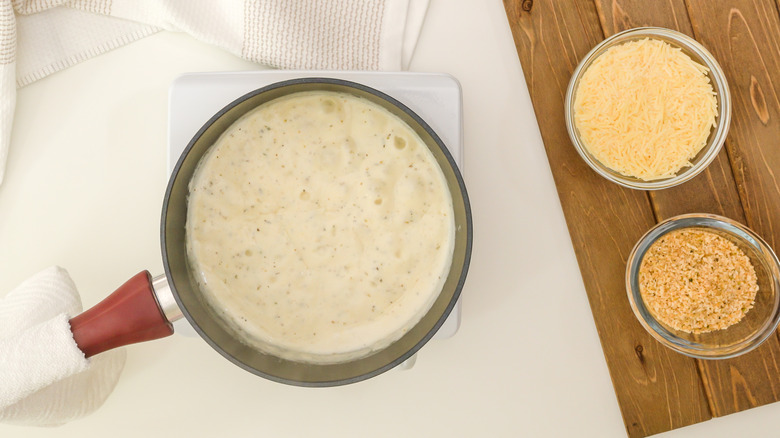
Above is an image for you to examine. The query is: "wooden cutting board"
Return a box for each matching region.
[503,0,780,436]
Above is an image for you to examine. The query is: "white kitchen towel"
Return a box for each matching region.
[0,0,430,185]
[0,266,126,426]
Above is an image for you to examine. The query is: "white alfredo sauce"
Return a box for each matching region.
[186,90,455,363]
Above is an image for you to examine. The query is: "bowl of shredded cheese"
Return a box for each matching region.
[565,27,731,190]
[626,214,780,359]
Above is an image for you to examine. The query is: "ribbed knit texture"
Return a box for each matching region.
[0,0,429,185]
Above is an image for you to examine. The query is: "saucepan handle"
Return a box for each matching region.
[69,271,175,358]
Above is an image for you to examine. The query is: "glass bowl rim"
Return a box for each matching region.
[625,213,780,359]
[564,26,732,191]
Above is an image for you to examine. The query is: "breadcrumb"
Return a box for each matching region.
[638,228,758,333]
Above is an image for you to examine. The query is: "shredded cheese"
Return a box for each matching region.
[573,38,718,181]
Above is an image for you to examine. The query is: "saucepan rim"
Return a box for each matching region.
[160,77,473,386]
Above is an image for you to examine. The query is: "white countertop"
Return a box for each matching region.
[1,1,778,437]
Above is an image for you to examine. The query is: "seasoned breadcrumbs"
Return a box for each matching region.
[638,228,759,334]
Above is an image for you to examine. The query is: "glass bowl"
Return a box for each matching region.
[626,214,780,359]
[564,27,731,190]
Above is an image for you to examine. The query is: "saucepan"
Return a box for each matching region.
[67,78,473,386]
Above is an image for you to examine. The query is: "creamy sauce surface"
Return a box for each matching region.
[186,91,455,363]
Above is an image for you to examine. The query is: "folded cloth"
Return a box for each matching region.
[0,266,126,426]
[0,0,430,185]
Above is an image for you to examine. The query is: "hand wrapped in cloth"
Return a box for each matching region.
[0,267,125,426]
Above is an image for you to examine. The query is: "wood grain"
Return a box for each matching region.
[686,0,780,251]
[503,1,710,436]
[594,0,780,419]
[595,0,694,35]
[684,0,780,415]
[504,0,780,435]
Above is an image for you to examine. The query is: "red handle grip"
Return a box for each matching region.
[69,271,174,358]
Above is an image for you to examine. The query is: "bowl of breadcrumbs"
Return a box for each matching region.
[626,214,780,359]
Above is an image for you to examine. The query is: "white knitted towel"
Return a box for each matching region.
[0,0,430,185]
[0,266,126,426]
